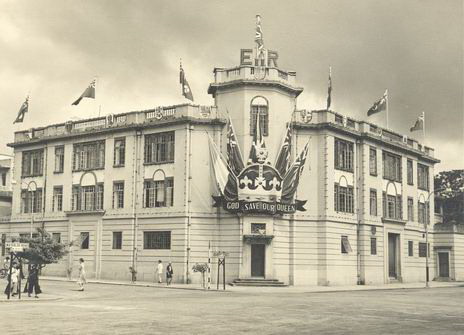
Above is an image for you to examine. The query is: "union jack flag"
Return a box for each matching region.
[274,125,292,177]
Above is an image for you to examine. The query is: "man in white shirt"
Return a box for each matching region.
[156,260,163,283]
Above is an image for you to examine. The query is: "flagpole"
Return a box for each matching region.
[385,89,389,129]
[422,111,426,146]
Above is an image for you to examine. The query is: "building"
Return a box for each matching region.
[0,30,452,286]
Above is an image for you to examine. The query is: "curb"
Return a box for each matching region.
[41,277,229,292]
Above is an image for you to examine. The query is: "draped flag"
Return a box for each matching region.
[326,66,332,110]
[410,112,425,132]
[227,118,245,176]
[281,141,310,203]
[208,136,230,194]
[72,79,96,106]
[180,63,194,101]
[274,125,292,177]
[14,96,29,124]
[248,112,267,164]
[255,15,264,56]
[367,89,388,116]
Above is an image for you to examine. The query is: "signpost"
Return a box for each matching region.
[5,242,29,300]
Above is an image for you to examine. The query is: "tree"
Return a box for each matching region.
[434,170,464,224]
[14,228,70,268]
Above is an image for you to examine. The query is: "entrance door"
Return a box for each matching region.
[251,244,265,277]
[438,252,450,278]
[388,233,398,278]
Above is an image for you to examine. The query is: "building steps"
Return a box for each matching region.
[229,278,287,287]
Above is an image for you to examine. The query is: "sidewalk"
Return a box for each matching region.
[39,275,464,293]
[0,293,63,303]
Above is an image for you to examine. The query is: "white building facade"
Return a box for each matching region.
[1,39,451,286]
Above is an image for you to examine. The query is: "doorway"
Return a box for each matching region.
[251,244,265,277]
[438,252,450,278]
[388,233,400,279]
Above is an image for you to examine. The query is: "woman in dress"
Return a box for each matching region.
[77,258,86,291]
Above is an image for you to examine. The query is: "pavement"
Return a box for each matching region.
[0,279,463,334]
[37,275,464,294]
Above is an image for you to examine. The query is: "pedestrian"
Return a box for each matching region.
[10,264,19,296]
[77,258,86,291]
[166,262,173,286]
[27,264,41,298]
[3,256,10,271]
[155,260,163,283]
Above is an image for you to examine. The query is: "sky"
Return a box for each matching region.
[0,0,462,172]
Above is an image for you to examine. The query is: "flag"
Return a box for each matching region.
[410,112,425,132]
[180,63,194,101]
[274,125,292,177]
[326,66,332,110]
[208,136,230,194]
[367,89,388,116]
[255,15,264,56]
[248,111,267,164]
[72,79,96,106]
[281,141,310,203]
[14,96,29,124]
[227,118,245,176]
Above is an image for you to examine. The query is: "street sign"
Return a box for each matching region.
[5,242,29,252]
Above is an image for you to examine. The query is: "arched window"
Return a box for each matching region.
[250,96,269,136]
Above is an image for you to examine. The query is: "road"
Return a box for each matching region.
[0,281,463,334]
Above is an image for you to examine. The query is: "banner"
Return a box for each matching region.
[212,196,306,215]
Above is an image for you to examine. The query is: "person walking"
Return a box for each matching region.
[155,260,163,284]
[166,262,174,286]
[77,258,86,291]
[10,265,19,296]
[27,264,41,298]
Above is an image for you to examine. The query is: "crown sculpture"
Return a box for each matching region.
[209,113,309,215]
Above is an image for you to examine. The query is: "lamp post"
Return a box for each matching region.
[22,180,38,238]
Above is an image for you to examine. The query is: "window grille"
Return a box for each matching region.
[143,231,171,249]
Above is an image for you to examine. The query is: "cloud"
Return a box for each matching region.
[0,0,462,172]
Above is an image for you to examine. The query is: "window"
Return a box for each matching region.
[72,140,105,171]
[72,184,104,211]
[369,148,377,176]
[52,186,63,212]
[144,132,175,164]
[250,97,269,136]
[113,138,125,167]
[80,232,89,249]
[418,242,428,257]
[382,151,402,182]
[1,234,5,256]
[112,182,124,209]
[20,233,39,239]
[21,149,44,177]
[341,236,352,254]
[418,201,427,225]
[382,192,402,220]
[370,238,377,255]
[407,159,413,185]
[1,173,6,186]
[251,223,266,235]
[407,197,414,221]
[54,146,64,173]
[52,233,61,243]
[370,189,377,216]
[408,241,414,256]
[334,139,354,172]
[143,178,174,208]
[418,164,429,191]
[21,188,43,213]
[334,183,354,213]
[112,232,122,249]
[143,231,171,249]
